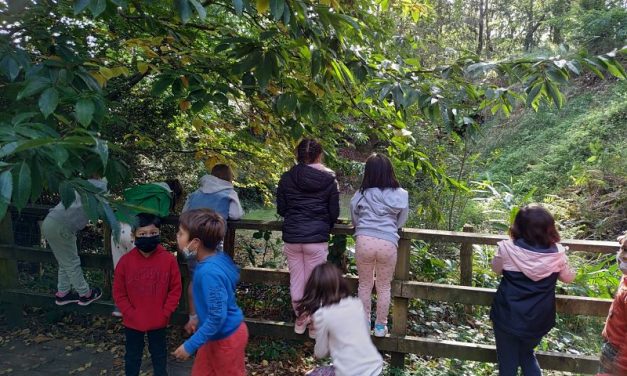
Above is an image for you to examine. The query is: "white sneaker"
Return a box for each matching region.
[294,316,308,335]
[111,306,123,318]
[374,323,388,337]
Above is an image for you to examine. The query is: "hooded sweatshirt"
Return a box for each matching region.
[182,175,244,220]
[490,239,575,338]
[313,297,384,376]
[46,178,108,232]
[602,276,627,374]
[113,245,182,332]
[350,188,409,247]
[276,163,340,244]
[183,251,244,354]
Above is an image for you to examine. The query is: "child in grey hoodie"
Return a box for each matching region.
[350,154,409,337]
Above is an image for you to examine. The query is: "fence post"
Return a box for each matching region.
[0,213,22,325]
[103,223,113,300]
[328,234,348,272]
[460,224,474,287]
[390,235,411,369]
[223,225,237,259]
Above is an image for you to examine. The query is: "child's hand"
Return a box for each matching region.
[184,316,198,335]
[172,345,191,360]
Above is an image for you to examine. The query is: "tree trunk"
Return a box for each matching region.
[476,0,485,55]
[524,0,534,51]
[485,0,492,58]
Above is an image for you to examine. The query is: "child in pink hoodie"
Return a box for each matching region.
[490,204,576,376]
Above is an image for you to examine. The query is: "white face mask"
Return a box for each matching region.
[182,240,198,258]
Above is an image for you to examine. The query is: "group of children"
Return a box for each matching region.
[41,138,627,376]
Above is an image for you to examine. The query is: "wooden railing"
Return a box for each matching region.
[0,206,620,374]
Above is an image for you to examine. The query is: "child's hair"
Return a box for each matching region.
[165,179,184,210]
[133,213,162,232]
[178,209,226,251]
[296,138,323,164]
[296,262,350,317]
[509,204,560,248]
[359,153,400,193]
[211,164,234,183]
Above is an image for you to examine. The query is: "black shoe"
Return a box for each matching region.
[78,288,102,306]
[55,291,80,306]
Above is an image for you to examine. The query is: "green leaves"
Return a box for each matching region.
[75,98,95,126]
[17,77,50,100]
[189,0,207,19]
[38,88,59,118]
[74,0,107,16]
[59,181,77,209]
[276,93,298,114]
[270,0,285,20]
[175,0,208,23]
[0,55,20,81]
[0,171,13,220]
[233,0,245,15]
[175,0,193,23]
[12,162,31,210]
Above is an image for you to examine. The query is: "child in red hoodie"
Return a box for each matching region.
[113,213,182,376]
[598,232,627,376]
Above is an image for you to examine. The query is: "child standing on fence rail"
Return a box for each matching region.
[597,232,627,376]
[297,262,383,376]
[350,153,408,337]
[113,213,182,376]
[172,209,248,376]
[42,176,108,306]
[110,179,183,317]
[181,164,244,335]
[490,204,576,376]
[277,138,340,337]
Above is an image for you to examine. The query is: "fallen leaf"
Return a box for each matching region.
[33,335,52,344]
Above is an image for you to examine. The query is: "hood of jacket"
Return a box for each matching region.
[286,164,336,193]
[357,188,408,217]
[198,174,234,194]
[498,239,568,281]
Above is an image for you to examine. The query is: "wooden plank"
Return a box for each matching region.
[0,289,189,324]
[397,335,599,374]
[401,281,612,317]
[239,268,612,317]
[0,245,113,269]
[13,206,620,253]
[459,225,474,287]
[401,228,619,253]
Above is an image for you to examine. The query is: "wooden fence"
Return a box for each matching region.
[0,206,620,374]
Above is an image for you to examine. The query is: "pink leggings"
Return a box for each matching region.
[284,242,329,315]
[355,235,397,325]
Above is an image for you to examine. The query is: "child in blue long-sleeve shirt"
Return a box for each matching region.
[172,209,248,376]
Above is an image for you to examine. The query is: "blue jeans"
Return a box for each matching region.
[124,327,167,376]
[494,328,542,376]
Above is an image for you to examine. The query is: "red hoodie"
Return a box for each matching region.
[602,276,627,375]
[113,245,182,332]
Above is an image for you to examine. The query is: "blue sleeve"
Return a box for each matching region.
[183,273,228,354]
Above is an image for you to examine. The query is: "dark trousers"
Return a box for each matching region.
[494,328,542,376]
[124,327,168,376]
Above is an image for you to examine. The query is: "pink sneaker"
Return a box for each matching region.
[294,315,308,335]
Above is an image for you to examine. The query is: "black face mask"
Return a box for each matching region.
[134,235,160,253]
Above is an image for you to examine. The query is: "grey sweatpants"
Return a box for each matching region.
[41,216,90,295]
